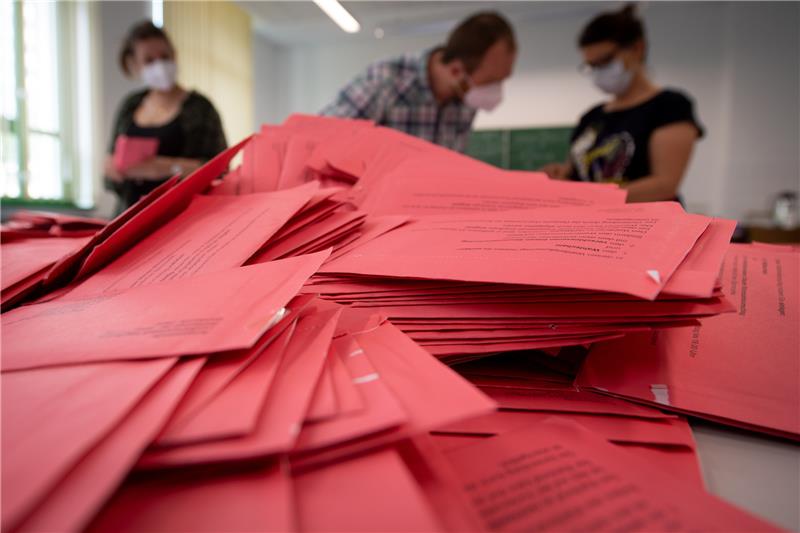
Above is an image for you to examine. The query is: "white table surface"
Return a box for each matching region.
[691,420,800,531]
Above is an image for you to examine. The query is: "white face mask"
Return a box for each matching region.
[463,81,504,111]
[141,59,177,91]
[592,59,633,96]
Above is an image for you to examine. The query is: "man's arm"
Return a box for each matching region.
[321,72,391,121]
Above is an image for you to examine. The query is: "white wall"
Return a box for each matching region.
[719,2,800,222]
[253,1,800,221]
[252,35,291,126]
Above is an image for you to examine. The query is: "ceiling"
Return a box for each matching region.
[238,1,612,46]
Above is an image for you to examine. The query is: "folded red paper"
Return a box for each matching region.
[577,244,800,440]
[2,252,329,371]
[442,417,780,531]
[113,135,159,173]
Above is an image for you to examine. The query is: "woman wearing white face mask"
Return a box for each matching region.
[104,21,226,214]
[541,4,703,203]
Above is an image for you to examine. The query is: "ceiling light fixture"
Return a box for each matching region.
[313,0,360,33]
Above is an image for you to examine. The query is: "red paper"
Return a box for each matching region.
[13,359,204,533]
[577,244,800,440]
[138,307,340,468]
[158,324,293,445]
[85,461,293,533]
[66,184,318,300]
[1,252,329,371]
[293,448,442,533]
[113,135,159,172]
[1,237,89,291]
[437,410,693,447]
[359,160,625,216]
[442,417,779,531]
[322,202,711,300]
[662,218,736,297]
[1,359,175,531]
[152,296,312,446]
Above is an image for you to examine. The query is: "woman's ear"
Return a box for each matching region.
[125,54,138,79]
[632,39,647,64]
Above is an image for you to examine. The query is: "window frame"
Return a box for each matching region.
[2,0,91,209]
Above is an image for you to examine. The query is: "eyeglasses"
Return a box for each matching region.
[578,49,621,75]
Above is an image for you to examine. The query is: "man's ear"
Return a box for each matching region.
[447,58,467,80]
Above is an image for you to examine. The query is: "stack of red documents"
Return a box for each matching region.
[1,210,105,307]
[432,350,708,488]
[1,236,90,308]
[577,243,800,441]
[1,115,791,532]
[1,210,106,240]
[311,204,737,362]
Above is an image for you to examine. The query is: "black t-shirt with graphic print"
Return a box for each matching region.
[568,89,703,183]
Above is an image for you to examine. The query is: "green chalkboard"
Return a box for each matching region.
[466,126,573,171]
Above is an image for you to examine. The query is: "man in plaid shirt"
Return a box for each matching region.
[321,12,516,153]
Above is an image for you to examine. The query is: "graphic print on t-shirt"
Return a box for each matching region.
[571,127,635,183]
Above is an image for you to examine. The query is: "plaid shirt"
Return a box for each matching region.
[321,49,477,152]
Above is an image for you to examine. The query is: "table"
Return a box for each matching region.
[692,420,800,530]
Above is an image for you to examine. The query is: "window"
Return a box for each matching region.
[1,1,95,207]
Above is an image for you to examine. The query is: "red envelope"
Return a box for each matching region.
[359,158,625,216]
[85,461,294,533]
[442,417,780,531]
[321,202,710,300]
[14,359,204,533]
[1,237,89,292]
[113,135,159,172]
[1,359,175,531]
[66,184,319,300]
[293,448,443,533]
[2,252,329,371]
[577,244,800,440]
[138,308,340,468]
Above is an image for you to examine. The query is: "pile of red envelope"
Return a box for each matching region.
[2,115,796,533]
[310,207,737,362]
[1,210,106,307]
[1,209,106,240]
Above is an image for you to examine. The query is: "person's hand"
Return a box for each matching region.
[104,156,125,183]
[540,162,569,180]
[124,157,167,180]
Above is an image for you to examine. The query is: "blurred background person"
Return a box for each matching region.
[321,12,516,152]
[541,4,703,203]
[104,21,227,214]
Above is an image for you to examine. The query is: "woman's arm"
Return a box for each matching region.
[622,122,698,202]
[123,156,203,180]
[181,94,228,162]
[104,155,123,183]
[540,161,574,180]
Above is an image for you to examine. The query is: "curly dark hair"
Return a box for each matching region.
[578,4,645,49]
[119,20,173,76]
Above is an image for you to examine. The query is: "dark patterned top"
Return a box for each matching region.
[105,89,227,212]
[107,89,227,159]
[568,89,703,183]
